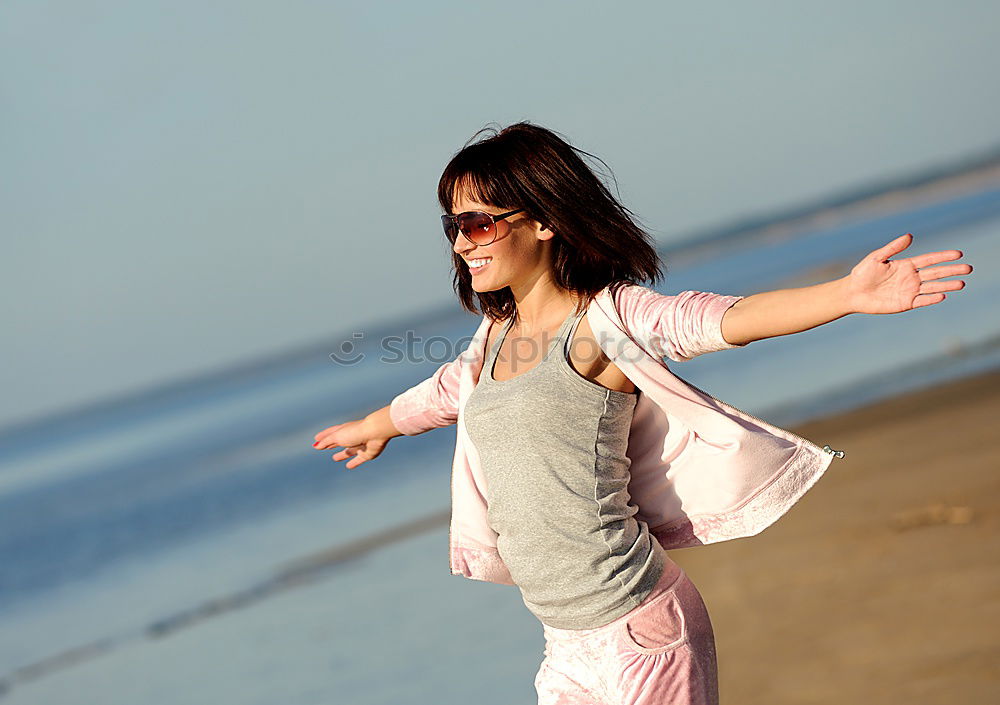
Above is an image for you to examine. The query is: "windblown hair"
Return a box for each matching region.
[437,121,664,322]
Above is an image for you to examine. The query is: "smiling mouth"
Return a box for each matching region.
[467,257,492,274]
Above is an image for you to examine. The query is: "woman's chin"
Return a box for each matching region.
[471,277,502,293]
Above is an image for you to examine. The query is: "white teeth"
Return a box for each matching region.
[468,258,492,267]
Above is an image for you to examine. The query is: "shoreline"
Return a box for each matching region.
[4,367,997,700]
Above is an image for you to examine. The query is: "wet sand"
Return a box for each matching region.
[670,367,1000,704]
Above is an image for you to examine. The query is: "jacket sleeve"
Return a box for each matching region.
[388,352,464,436]
[617,285,748,362]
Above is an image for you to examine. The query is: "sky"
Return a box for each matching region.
[2,0,999,429]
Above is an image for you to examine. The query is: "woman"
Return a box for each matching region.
[313,122,972,704]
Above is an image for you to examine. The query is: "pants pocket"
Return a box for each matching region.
[617,584,687,655]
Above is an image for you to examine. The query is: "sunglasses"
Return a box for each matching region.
[441,208,525,246]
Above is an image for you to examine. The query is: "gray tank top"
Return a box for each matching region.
[463,305,666,629]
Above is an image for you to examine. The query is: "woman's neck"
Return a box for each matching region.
[509,286,585,334]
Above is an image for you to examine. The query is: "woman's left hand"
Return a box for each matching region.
[844,233,973,314]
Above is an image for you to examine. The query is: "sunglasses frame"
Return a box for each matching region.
[441,208,525,246]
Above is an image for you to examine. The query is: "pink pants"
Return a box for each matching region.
[534,559,719,705]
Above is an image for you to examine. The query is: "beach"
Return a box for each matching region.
[2,371,997,705]
[671,366,1000,704]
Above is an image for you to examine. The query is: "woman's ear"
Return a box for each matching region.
[530,215,555,241]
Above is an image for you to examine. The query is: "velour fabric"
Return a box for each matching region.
[535,559,719,705]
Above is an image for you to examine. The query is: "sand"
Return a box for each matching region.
[670,367,1000,704]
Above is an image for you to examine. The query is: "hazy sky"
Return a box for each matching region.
[3,0,999,428]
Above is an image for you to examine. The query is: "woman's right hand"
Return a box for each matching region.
[314,419,389,470]
[313,417,391,470]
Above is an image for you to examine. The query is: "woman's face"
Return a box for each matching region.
[450,191,554,295]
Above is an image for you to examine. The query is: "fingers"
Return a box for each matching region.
[918,262,973,280]
[332,445,370,469]
[314,434,340,450]
[313,425,334,442]
[911,249,967,269]
[313,418,373,449]
[313,423,343,446]
[872,232,913,261]
[343,447,369,470]
[912,293,947,308]
[311,420,379,469]
[921,279,966,295]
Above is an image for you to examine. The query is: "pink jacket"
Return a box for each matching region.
[389,284,845,586]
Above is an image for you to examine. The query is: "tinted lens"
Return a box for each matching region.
[441,215,458,242]
[458,212,495,244]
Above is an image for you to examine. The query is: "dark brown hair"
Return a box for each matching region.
[438,121,664,322]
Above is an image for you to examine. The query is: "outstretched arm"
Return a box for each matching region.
[312,351,465,469]
[617,287,749,362]
[719,233,973,345]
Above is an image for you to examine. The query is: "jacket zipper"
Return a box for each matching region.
[674,373,846,460]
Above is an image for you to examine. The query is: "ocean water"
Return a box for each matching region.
[0,184,997,704]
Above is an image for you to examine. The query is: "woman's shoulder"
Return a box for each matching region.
[592,282,656,320]
[602,281,655,303]
[612,282,653,298]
